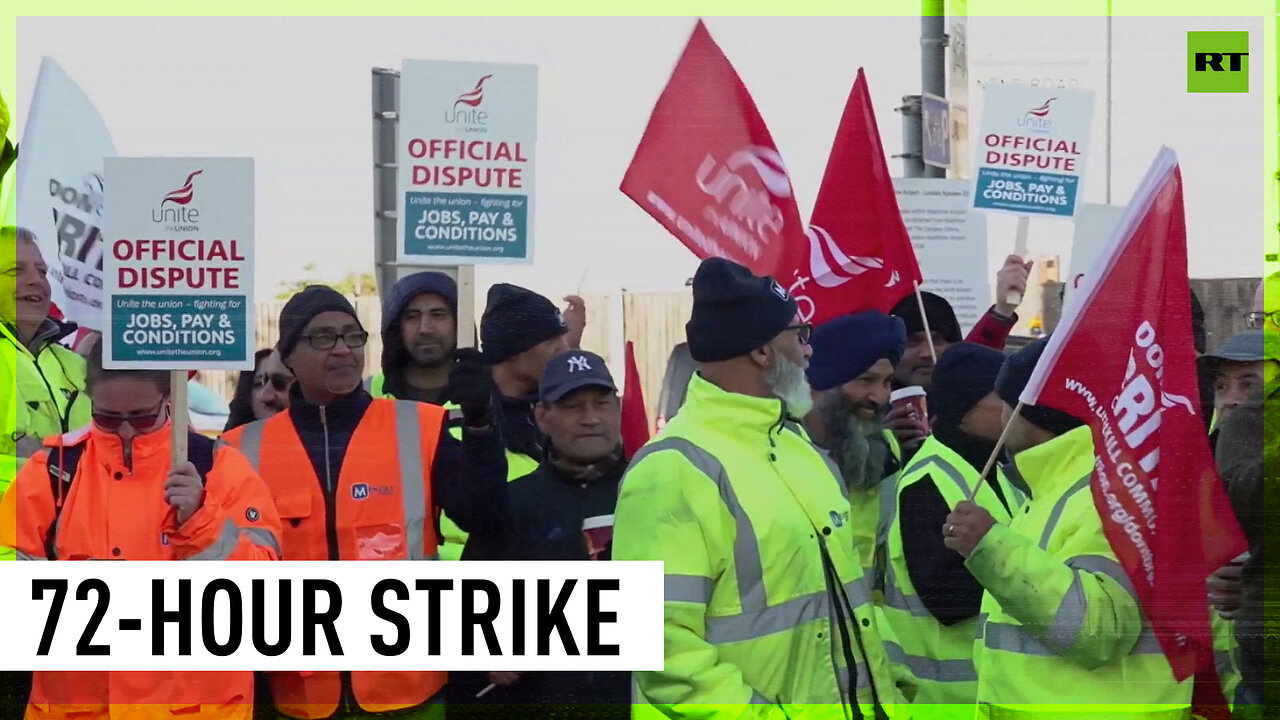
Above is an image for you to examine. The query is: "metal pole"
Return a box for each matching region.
[900,95,925,177]
[1105,0,1113,204]
[371,68,400,298]
[922,0,947,178]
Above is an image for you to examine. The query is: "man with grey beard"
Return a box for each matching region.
[614,257,906,716]
[803,310,907,566]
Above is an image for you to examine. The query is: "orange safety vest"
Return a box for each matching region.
[0,422,281,720]
[219,398,446,719]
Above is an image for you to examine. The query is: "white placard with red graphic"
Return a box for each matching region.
[396,60,537,265]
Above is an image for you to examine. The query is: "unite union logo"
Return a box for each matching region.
[153,170,203,229]
[446,74,492,132]
[1018,97,1056,134]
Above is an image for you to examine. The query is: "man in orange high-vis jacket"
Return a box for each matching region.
[0,350,282,720]
[219,286,508,720]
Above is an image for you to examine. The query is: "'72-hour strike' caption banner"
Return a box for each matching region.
[397,60,538,265]
[103,158,254,370]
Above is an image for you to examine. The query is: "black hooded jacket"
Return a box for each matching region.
[377,272,464,404]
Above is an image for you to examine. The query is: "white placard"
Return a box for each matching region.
[103,158,254,370]
[0,561,664,671]
[894,178,991,334]
[973,84,1094,218]
[397,60,537,266]
[1064,202,1125,312]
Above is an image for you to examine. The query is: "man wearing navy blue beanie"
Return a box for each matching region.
[804,310,907,492]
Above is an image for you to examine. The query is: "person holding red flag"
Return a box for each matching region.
[941,147,1245,718]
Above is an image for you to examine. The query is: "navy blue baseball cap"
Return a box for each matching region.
[540,350,618,403]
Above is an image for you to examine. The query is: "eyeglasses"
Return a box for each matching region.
[300,330,369,351]
[93,399,167,431]
[254,373,293,393]
[786,323,813,345]
[1244,311,1279,330]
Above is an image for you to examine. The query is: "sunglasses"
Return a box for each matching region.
[92,399,167,431]
[786,323,813,345]
[254,373,293,393]
[1244,311,1279,330]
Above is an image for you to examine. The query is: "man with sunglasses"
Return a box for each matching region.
[254,348,294,417]
[614,258,904,718]
[218,285,507,720]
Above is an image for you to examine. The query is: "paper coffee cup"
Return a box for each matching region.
[889,386,930,435]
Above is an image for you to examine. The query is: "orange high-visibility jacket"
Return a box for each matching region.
[0,422,282,720]
[219,397,447,719]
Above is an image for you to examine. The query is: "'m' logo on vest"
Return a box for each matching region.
[245,507,260,522]
[352,483,395,500]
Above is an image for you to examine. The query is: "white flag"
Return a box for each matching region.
[14,57,115,330]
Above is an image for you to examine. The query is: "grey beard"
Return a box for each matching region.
[819,397,889,492]
[764,352,813,417]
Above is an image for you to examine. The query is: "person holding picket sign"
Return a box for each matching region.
[0,342,282,720]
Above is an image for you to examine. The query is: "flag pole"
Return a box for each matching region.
[968,400,1023,500]
[912,280,938,364]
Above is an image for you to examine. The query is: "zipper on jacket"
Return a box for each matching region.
[319,405,355,714]
[31,343,71,434]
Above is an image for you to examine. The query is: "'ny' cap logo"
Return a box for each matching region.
[567,355,592,372]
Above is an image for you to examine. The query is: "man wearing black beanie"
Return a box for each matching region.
[878,343,1028,715]
[220,284,510,718]
[614,258,906,715]
[939,339,1199,716]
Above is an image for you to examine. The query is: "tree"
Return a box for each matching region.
[277,264,378,300]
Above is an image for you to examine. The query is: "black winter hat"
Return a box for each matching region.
[930,342,1006,429]
[685,257,798,363]
[480,283,567,365]
[890,290,963,344]
[994,338,1084,436]
[277,285,362,359]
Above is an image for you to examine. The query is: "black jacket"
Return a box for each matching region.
[457,456,630,715]
[492,389,546,461]
[285,384,508,544]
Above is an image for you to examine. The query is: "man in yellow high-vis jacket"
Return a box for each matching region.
[803,310,907,572]
[876,343,1026,718]
[614,258,906,719]
[1,227,92,504]
[943,340,1235,719]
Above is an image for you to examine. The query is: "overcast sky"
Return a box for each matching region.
[12,10,1266,303]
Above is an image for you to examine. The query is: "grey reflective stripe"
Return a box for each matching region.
[15,549,45,561]
[1042,570,1089,655]
[362,376,374,392]
[236,420,267,473]
[447,408,465,423]
[1066,554,1137,600]
[881,562,933,618]
[628,437,766,613]
[901,456,971,499]
[1038,475,1091,550]
[187,518,242,561]
[749,691,773,705]
[984,620,1163,658]
[883,640,977,683]
[241,526,282,557]
[665,574,712,604]
[877,475,899,548]
[705,589,828,644]
[1215,650,1235,680]
[393,401,430,561]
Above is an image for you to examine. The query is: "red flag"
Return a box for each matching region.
[621,340,651,457]
[804,69,922,322]
[620,19,805,281]
[1020,147,1246,713]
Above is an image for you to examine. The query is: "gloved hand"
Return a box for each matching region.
[446,348,494,428]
